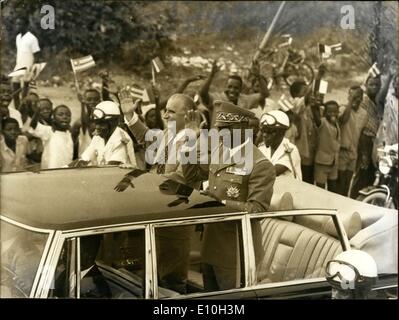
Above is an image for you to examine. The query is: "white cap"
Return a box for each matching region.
[94,101,120,117]
[260,110,290,128]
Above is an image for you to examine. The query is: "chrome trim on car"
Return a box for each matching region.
[76,237,81,298]
[34,231,63,298]
[145,225,154,299]
[62,211,248,233]
[243,214,256,286]
[0,215,54,234]
[149,224,158,299]
[61,224,147,237]
[38,232,65,298]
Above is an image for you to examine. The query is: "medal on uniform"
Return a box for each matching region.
[226,186,240,199]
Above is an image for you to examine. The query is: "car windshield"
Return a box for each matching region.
[0,220,49,298]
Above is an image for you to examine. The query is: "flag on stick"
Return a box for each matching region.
[329,43,342,52]
[70,55,95,73]
[368,62,381,78]
[130,86,151,103]
[319,43,342,59]
[319,43,332,59]
[267,78,273,90]
[152,57,165,73]
[314,79,329,94]
[278,34,293,48]
[8,67,27,78]
[278,94,294,112]
[31,62,47,80]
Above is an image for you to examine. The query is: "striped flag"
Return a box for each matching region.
[368,62,381,78]
[70,55,95,73]
[130,86,151,103]
[319,43,342,59]
[152,57,165,73]
[329,43,342,53]
[278,95,294,112]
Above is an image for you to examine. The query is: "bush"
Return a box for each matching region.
[1,0,177,75]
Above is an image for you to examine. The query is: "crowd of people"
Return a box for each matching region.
[1,14,398,206]
[1,12,399,297]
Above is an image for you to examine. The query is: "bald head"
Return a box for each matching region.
[166,94,195,114]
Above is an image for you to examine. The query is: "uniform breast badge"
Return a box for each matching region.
[226,186,240,199]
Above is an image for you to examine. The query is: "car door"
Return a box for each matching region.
[151,214,257,299]
[42,225,153,299]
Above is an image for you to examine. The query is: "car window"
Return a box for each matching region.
[251,214,344,285]
[51,229,146,299]
[0,220,49,298]
[155,219,244,298]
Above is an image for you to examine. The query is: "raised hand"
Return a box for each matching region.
[185,109,207,137]
[119,86,141,118]
[211,60,221,75]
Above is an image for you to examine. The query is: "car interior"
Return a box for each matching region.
[253,212,362,284]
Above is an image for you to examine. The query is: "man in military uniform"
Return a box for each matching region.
[182,100,276,291]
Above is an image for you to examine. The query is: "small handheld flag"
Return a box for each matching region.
[314,79,329,94]
[129,86,153,103]
[278,34,293,48]
[368,62,381,78]
[70,55,95,73]
[329,43,342,53]
[8,67,27,78]
[278,94,294,112]
[31,62,47,80]
[267,78,273,90]
[152,57,165,73]
[319,43,332,59]
[319,43,342,59]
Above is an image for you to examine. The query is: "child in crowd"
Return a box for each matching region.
[337,86,368,196]
[71,88,101,158]
[37,98,53,125]
[28,104,73,169]
[0,117,31,172]
[288,80,319,184]
[314,100,341,192]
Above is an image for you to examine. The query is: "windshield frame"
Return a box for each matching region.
[0,215,55,298]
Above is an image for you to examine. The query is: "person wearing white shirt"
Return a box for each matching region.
[12,16,41,109]
[258,110,302,180]
[29,105,73,169]
[77,101,136,167]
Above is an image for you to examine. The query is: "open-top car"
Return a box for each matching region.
[0,167,397,299]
